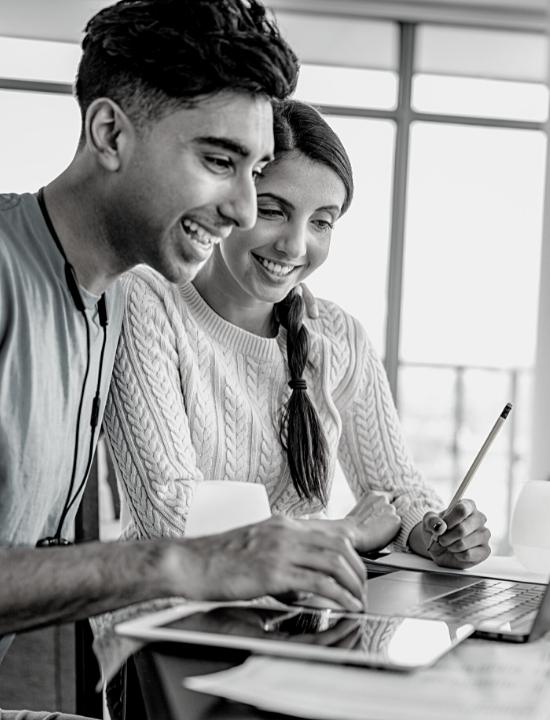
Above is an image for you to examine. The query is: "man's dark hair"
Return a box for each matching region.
[75,0,299,129]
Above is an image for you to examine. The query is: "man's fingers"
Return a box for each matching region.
[289,568,364,612]
[305,530,366,585]
[294,544,365,603]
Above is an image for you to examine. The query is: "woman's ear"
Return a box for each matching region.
[84,98,134,172]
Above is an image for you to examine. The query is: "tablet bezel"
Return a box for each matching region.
[115,601,474,671]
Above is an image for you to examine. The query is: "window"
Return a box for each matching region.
[273,16,548,546]
[1,21,548,549]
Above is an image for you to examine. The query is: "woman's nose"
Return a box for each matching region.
[274,223,308,259]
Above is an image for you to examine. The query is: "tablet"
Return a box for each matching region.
[115,602,474,671]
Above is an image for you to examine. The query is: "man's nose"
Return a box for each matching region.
[219,175,258,230]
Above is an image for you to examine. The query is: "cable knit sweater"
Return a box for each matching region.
[105,266,442,549]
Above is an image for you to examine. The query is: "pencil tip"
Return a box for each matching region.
[501,403,512,419]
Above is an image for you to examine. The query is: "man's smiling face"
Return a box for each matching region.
[107,91,274,284]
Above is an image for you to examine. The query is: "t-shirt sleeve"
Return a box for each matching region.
[335,315,444,550]
[104,271,203,539]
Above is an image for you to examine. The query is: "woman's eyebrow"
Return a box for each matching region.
[257,192,294,210]
[258,194,342,217]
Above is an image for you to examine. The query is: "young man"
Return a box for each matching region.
[0,1,365,717]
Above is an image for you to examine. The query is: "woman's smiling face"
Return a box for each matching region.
[210,150,347,305]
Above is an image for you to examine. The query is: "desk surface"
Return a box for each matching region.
[135,632,550,720]
[136,643,277,720]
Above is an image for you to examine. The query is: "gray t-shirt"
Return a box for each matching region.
[0,192,124,662]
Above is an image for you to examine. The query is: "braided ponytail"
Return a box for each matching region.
[277,289,328,505]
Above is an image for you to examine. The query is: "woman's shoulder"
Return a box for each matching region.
[307,296,370,350]
[119,266,193,340]
[121,265,177,300]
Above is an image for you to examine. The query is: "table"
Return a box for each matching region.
[132,631,550,720]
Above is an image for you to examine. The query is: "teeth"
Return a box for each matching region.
[182,218,222,246]
[256,256,295,277]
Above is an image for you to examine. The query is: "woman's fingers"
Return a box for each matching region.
[422,511,447,540]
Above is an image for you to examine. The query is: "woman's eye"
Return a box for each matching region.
[252,169,264,184]
[313,219,334,232]
[258,207,285,219]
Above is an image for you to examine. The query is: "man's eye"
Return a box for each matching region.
[205,156,233,172]
[252,168,264,184]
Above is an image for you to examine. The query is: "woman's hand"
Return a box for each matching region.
[408,499,491,569]
[343,492,403,553]
[301,493,404,554]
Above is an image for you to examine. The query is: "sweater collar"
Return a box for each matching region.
[178,282,287,361]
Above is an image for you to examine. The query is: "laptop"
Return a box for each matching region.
[361,559,550,642]
[115,601,474,671]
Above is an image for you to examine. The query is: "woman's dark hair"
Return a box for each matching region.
[274,100,354,506]
[75,0,298,131]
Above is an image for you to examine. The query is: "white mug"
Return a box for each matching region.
[510,480,550,573]
[185,480,271,537]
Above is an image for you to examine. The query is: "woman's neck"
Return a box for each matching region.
[192,256,277,338]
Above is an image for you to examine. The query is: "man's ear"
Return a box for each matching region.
[84,98,134,172]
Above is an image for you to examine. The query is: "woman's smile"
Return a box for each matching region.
[251,252,301,281]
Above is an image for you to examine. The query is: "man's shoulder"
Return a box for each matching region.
[0,192,42,263]
[0,192,24,213]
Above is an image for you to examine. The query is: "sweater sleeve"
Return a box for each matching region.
[334,314,444,551]
[104,270,202,539]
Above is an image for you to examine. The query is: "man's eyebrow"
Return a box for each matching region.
[196,136,273,162]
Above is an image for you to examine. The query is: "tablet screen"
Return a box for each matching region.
[160,605,473,669]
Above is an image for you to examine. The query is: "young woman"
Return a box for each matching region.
[105,100,491,567]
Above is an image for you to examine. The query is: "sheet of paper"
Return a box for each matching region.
[184,635,550,720]
[372,552,549,584]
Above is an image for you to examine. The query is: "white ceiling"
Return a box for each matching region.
[0,0,547,43]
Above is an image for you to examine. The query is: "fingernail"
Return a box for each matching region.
[432,520,443,532]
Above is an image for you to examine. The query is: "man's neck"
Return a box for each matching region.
[42,173,126,296]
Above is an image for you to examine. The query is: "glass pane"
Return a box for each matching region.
[399,122,546,552]
[413,25,549,121]
[275,13,398,71]
[412,74,548,122]
[415,25,548,83]
[401,122,545,369]
[0,89,81,192]
[0,36,81,84]
[305,116,395,357]
[399,365,456,497]
[295,64,398,110]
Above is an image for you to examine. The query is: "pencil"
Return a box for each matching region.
[428,402,512,551]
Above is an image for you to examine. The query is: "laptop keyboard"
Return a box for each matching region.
[406,579,544,626]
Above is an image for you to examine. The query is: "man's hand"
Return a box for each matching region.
[169,516,366,612]
[408,499,491,569]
